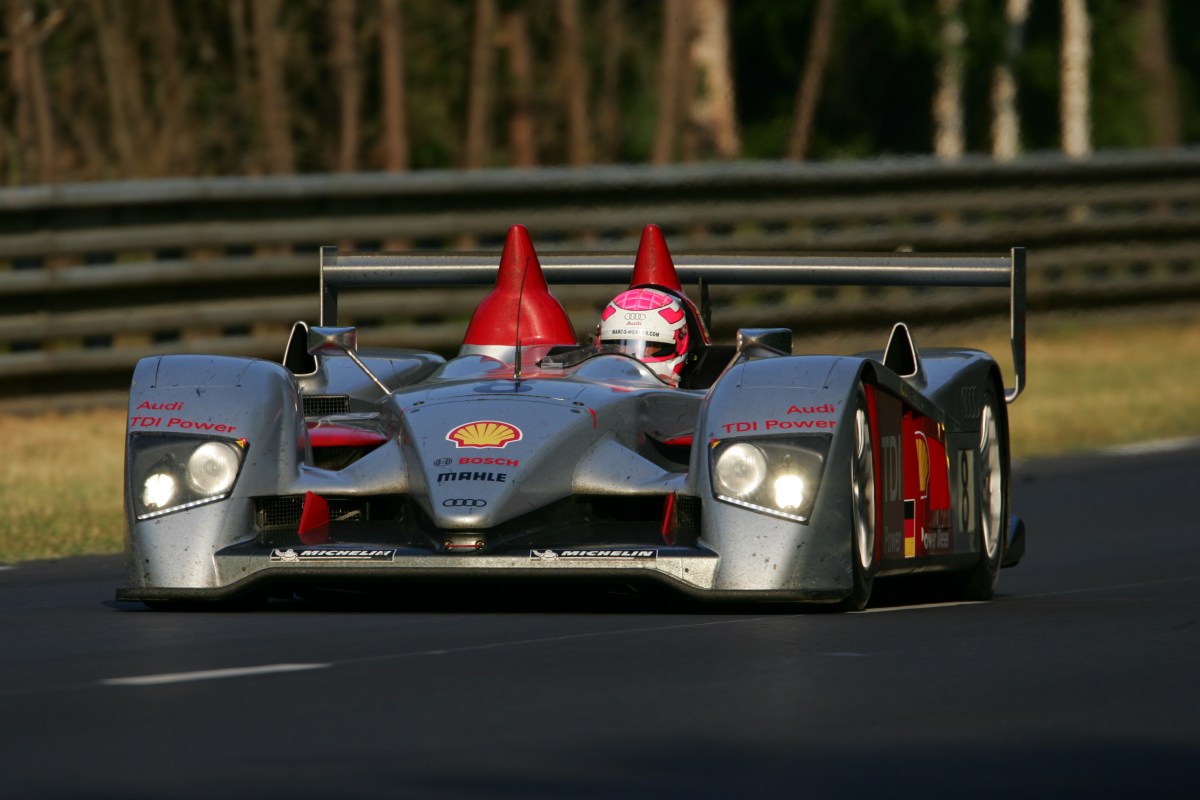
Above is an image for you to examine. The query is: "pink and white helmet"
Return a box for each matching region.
[598,287,691,386]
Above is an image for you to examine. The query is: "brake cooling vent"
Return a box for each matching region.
[675,496,702,539]
[303,394,351,417]
[255,495,406,531]
[258,496,305,529]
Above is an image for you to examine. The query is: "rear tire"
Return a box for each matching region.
[953,389,1007,600]
[843,393,878,611]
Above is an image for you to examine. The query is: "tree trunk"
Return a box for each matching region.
[92,0,150,175]
[596,0,624,162]
[25,10,57,183]
[503,9,537,167]
[990,0,1028,160]
[151,0,193,175]
[652,0,690,165]
[1060,0,1091,158]
[787,0,836,161]
[690,0,739,159]
[1133,0,1180,149]
[379,0,409,171]
[330,0,361,172]
[229,0,256,172]
[933,0,965,160]
[7,1,34,182]
[463,0,497,169]
[251,0,295,174]
[557,0,592,166]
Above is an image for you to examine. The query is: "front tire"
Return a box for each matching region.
[843,393,878,611]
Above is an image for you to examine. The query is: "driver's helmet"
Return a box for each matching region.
[597,287,691,386]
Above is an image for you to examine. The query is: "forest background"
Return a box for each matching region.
[3,0,1195,187]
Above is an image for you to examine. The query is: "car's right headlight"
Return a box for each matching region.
[129,434,249,520]
[710,435,831,523]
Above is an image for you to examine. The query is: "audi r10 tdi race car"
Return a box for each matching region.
[118,224,1026,610]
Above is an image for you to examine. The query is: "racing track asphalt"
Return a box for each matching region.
[1,443,1197,800]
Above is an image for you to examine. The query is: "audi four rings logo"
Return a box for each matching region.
[442,498,487,508]
[624,312,646,321]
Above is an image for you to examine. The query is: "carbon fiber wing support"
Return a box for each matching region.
[319,246,1027,403]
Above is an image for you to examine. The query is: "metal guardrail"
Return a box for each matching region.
[1,148,1198,404]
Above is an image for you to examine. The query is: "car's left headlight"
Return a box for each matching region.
[129,434,249,520]
[710,435,831,523]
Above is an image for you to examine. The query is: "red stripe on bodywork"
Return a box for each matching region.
[308,425,388,449]
[661,493,677,545]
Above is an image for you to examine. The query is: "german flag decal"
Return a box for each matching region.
[447,421,522,449]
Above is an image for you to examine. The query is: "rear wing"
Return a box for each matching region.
[319,246,1027,403]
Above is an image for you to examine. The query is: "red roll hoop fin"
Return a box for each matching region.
[461,225,578,350]
[629,223,711,346]
[629,224,683,292]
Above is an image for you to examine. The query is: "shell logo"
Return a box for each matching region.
[447,420,522,449]
[915,433,930,494]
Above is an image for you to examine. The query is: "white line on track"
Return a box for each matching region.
[101,662,330,687]
[1101,437,1200,456]
[862,600,985,614]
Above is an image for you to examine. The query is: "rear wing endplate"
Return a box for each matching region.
[319,246,1027,403]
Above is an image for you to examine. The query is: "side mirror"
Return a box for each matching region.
[735,328,792,358]
[305,325,392,396]
[307,326,359,356]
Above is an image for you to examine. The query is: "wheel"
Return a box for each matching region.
[843,392,878,611]
[953,389,1007,600]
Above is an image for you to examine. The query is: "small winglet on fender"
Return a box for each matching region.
[882,322,924,381]
[298,491,330,545]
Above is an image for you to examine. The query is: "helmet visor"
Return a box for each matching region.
[604,337,679,362]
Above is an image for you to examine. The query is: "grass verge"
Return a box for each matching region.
[2,305,1198,563]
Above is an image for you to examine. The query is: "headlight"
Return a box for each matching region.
[129,434,249,520]
[141,473,178,510]
[186,442,240,495]
[710,435,830,523]
[713,442,767,498]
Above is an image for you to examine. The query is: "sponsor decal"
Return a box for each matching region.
[271,548,395,563]
[881,435,901,503]
[720,419,836,434]
[459,456,519,466]
[786,403,835,414]
[607,328,663,338]
[129,416,238,433]
[915,432,930,494]
[442,498,487,508]
[433,457,454,467]
[624,312,647,322]
[447,421,522,449]
[137,401,184,411]
[530,548,658,560]
[921,530,952,551]
[437,471,508,484]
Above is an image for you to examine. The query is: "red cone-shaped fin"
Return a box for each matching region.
[628,224,711,345]
[629,224,683,292]
[461,225,577,350]
[298,491,330,545]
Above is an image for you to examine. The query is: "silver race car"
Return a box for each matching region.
[118,224,1026,610]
